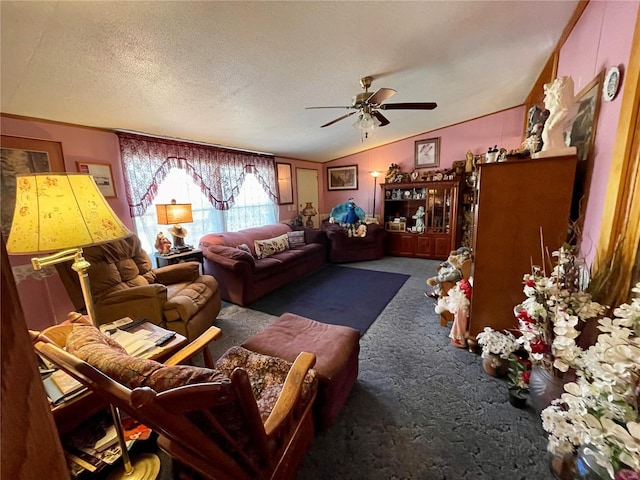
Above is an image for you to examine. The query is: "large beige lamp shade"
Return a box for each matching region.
[6,174,159,480]
[7,173,130,254]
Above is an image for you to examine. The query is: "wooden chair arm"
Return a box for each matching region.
[163,326,222,367]
[263,351,316,435]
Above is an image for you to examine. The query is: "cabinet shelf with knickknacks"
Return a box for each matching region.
[381,178,462,260]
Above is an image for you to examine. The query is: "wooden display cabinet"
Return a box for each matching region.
[381,179,462,260]
[467,155,578,341]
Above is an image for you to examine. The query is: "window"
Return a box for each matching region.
[134,168,277,254]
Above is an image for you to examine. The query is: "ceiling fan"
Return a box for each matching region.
[306,76,437,137]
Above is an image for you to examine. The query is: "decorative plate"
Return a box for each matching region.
[603,66,620,102]
[434,172,443,181]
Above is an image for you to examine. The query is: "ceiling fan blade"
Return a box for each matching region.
[366,88,396,105]
[380,102,437,110]
[372,111,390,127]
[306,106,352,110]
[321,111,357,128]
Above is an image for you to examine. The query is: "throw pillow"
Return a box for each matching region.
[286,230,306,248]
[254,234,289,259]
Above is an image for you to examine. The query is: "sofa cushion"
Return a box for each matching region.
[215,346,317,422]
[287,230,306,248]
[254,233,290,259]
[65,325,229,391]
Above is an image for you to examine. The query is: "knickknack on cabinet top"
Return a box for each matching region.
[381,178,462,260]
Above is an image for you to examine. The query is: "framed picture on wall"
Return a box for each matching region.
[415,137,440,168]
[566,71,603,227]
[76,161,117,198]
[327,165,358,191]
[1,135,65,238]
[276,162,294,205]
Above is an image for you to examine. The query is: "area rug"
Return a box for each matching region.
[248,264,409,334]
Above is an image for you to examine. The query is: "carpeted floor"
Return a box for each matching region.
[248,264,409,334]
[152,256,554,480]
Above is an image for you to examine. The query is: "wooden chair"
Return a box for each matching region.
[33,325,318,480]
[439,258,473,326]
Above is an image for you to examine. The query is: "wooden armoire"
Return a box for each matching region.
[468,155,578,340]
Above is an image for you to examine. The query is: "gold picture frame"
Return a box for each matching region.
[1,135,65,238]
[276,162,294,205]
[415,137,440,169]
[76,161,117,198]
[327,165,358,191]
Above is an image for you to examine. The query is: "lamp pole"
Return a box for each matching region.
[370,171,380,219]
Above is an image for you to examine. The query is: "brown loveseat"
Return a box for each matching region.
[199,224,327,307]
[320,220,387,263]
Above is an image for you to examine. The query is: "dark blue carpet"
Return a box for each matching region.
[248,265,409,334]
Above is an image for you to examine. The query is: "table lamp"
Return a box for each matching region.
[6,173,160,479]
[301,202,317,228]
[156,199,193,252]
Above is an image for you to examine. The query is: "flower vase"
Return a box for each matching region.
[507,388,528,408]
[549,451,576,480]
[529,366,575,413]
[482,354,508,378]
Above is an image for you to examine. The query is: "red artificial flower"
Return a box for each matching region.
[525,279,536,287]
[530,340,547,354]
[458,279,472,300]
[521,359,532,370]
[521,371,530,384]
[517,309,534,323]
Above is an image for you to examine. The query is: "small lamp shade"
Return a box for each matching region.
[7,173,131,254]
[155,202,193,225]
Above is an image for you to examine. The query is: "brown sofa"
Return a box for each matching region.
[199,224,327,306]
[320,220,387,263]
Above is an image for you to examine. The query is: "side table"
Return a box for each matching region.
[154,249,204,273]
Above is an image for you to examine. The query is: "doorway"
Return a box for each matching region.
[296,168,319,228]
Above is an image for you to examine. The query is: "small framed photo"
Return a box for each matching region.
[76,161,117,198]
[327,165,358,191]
[415,137,440,169]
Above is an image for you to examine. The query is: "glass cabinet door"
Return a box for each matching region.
[426,187,451,233]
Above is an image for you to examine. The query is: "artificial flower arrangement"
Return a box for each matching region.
[507,350,532,394]
[541,282,640,479]
[476,327,519,359]
[514,244,606,373]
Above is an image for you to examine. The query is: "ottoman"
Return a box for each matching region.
[242,312,360,429]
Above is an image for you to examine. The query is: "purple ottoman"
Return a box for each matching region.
[241,312,360,429]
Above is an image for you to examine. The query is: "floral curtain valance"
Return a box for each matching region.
[117,132,277,217]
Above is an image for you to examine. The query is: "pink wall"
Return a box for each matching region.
[2,117,130,329]
[556,1,639,262]
[322,106,526,218]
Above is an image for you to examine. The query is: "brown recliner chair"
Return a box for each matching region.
[56,234,221,341]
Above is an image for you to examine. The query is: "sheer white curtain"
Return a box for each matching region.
[134,168,277,254]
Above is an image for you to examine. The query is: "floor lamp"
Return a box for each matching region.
[370,171,380,219]
[7,173,161,480]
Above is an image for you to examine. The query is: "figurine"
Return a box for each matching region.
[540,76,577,153]
[155,231,172,255]
[412,205,425,232]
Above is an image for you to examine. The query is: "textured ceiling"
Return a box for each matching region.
[1,1,579,162]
